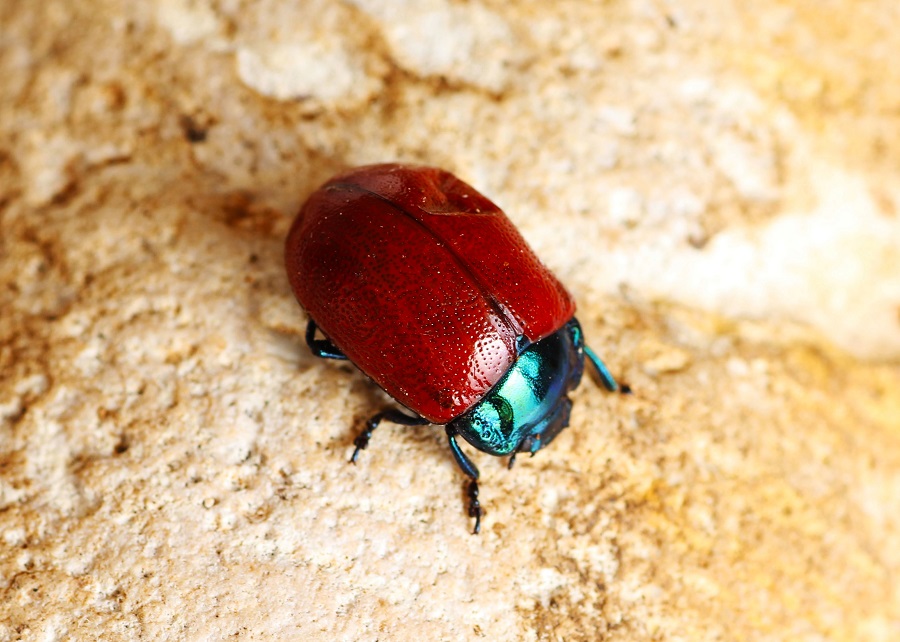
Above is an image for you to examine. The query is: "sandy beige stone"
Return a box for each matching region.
[1,0,898,640]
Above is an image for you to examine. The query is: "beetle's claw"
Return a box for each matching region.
[507,453,517,470]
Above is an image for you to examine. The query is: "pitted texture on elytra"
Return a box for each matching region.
[285,164,575,423]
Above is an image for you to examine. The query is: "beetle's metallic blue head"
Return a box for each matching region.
[448,317,588,457]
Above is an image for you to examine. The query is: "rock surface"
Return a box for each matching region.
[1,0,898,640]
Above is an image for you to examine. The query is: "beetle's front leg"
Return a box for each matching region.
[446,425,482,534]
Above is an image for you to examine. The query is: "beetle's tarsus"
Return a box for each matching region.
[349,419,376,463]
[507,453,517,470]
[349,434,369,464]
[467,480,482,535]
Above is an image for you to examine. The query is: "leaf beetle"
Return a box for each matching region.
[284,164,620,533]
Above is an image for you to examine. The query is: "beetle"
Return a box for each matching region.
[284,164,619,533]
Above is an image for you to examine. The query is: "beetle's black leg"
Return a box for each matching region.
[446,426,482,534]
[306,319,348,360]
[584,345,619,392]
[350,409,428,464]
[466,480,481,535]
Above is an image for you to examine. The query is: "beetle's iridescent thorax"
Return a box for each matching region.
[449,318,586,456]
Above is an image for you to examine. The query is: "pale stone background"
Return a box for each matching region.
[1,1,899,640]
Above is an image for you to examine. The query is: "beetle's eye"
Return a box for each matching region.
[472,395,515,440]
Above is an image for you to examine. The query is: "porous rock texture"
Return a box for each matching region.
[1,1,899,640]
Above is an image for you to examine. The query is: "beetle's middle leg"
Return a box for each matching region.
[306,319,347,360]
[350,409,428,464]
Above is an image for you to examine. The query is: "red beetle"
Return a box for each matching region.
[285,164,619,533]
